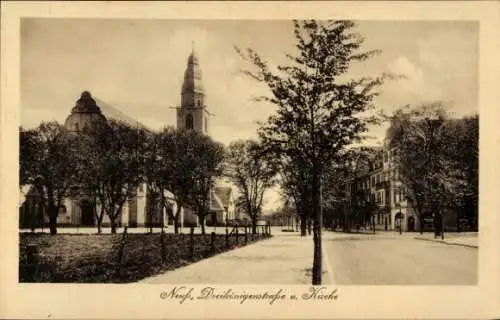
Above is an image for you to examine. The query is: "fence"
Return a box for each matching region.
[19,225,272,283]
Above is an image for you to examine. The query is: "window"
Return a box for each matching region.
[197,99,201,107]
[205,116,208,133]
[185,114,194,130]
[394,188,400,203]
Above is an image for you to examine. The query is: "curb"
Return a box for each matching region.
[414,237,478,249]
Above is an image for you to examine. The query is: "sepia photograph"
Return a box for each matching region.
[2,1,499,319]
[18,17,479,285]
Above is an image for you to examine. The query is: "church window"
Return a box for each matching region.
[197,99,201,107]
[186,114,194,130]
[205,116,208,133]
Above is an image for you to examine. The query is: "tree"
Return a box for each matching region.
[89,119,145,234]
[439,114,479,230]
[387,103,475,235]
[73,131,106,233]
[236,20,386,284]
[20,122,79,235]
[147,128,191,234]
[142,128,174,233]
[225,139,277,234]
[155,128,223,234]
[188,134,226,235]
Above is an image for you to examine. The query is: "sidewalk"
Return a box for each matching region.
[414,232,478,248]
[139,231,333,284]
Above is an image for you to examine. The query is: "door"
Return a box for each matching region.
[80,200,95,226]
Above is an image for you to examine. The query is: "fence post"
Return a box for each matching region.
[160,230,166,263]
[211,232,215,253]
[115,227,128,277]
[225,228,229,249]
[244,226,248,244]
[235,227,239,245]
[190,227,195,260]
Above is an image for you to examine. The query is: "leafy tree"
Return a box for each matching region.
[149,128,193,234]
[20,122,79,235]
[225,139,277,234]
[187,134,226,235]
[439,114,478,230]
[277,155,313,236]
[73,131,107,233]
[387,103,477,235]
[142,128,175,233]
[155,128,224,234]
[89,119,146,234]
[236,20,386,284]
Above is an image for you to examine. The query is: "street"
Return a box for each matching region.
[323,233,477,285]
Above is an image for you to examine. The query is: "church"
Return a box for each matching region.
[19,50,236,230]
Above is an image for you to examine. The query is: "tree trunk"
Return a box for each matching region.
[48,211,57,235]
[311,170,322,285]
[252,217,257,235]
[47,201,58,235]
[199,213,206,235]
[46,189,58,235]
[97,206,105,234]
[110,219,117,234]
[300,215,307,236]
[174,206,181,235]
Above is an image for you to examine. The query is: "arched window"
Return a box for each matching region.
[185,114,194,130]
[204,116,208,133]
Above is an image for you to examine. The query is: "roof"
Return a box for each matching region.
[95,97,148,129]
[214,186,232,208]
[210,191,225,212]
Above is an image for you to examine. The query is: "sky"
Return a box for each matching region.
[20,19,479,212]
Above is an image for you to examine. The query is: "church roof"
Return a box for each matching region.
[70,91,105,115]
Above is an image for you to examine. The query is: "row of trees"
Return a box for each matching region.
[20,121,224,235]
[20,121,277,236]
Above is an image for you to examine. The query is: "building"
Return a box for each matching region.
[345,129,461,232]
[19,49,236,230]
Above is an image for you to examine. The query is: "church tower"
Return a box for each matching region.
[177,47,209,134]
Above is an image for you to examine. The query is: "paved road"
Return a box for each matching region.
[323,233,478,285]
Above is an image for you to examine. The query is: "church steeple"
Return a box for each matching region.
[181,45,204,108]
[177,47,209,134]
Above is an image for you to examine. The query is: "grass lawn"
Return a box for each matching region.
[19,231,271,283]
